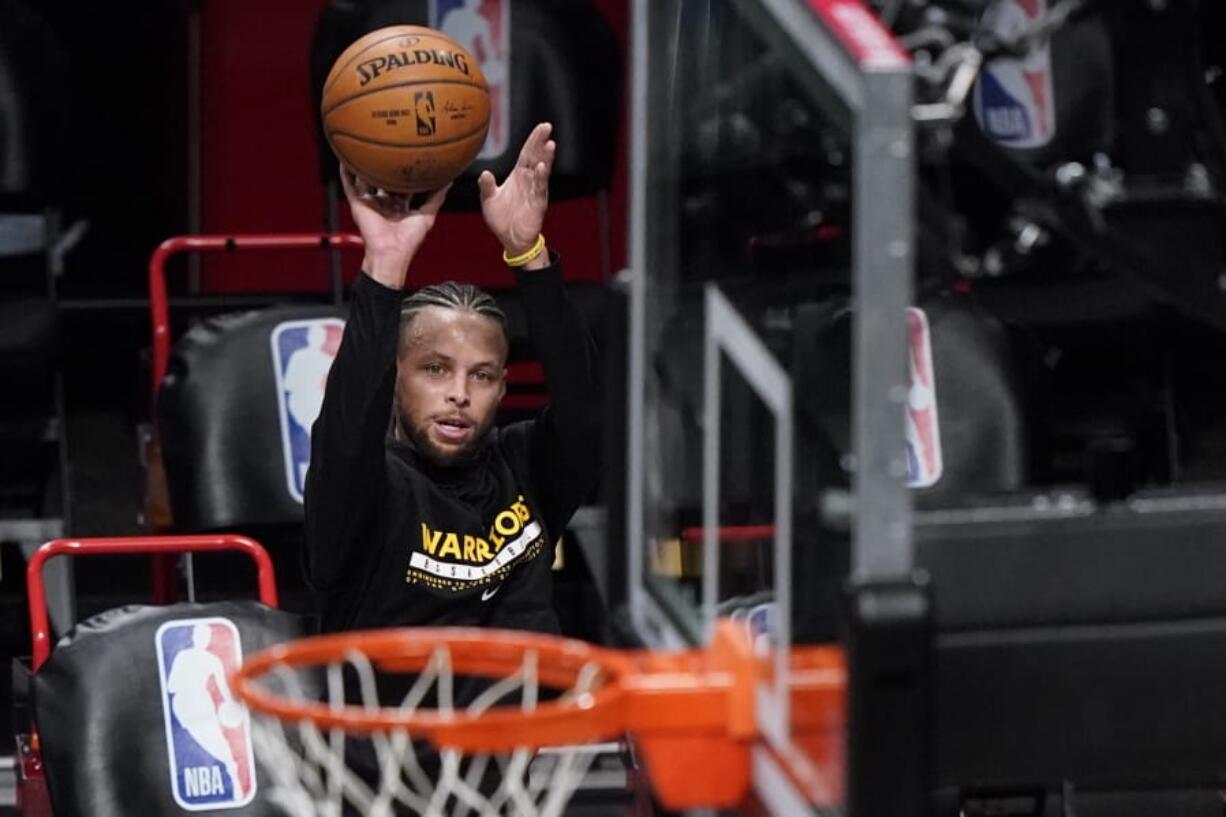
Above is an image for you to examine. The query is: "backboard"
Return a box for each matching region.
[624,0,914,811]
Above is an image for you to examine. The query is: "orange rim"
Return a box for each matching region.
[233,627,637,750]
[233,622,846,795]
[233,622,847,809]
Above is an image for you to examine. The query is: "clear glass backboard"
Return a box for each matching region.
[625,0,913,810]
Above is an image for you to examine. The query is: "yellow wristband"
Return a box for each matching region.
[502,234,547,267]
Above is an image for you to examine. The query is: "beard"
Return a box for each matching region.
[399,414,490,467]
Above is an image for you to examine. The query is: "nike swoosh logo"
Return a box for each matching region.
[481,585,501,602]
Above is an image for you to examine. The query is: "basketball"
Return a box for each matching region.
[321,26,490,193]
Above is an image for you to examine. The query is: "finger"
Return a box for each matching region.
[477,170,498,201]
[338,163,360,202]
[353,175,376,199]
[383,190,413,213]
[540,139,557,175]
[533,161,551,202]
[519,122,553,167]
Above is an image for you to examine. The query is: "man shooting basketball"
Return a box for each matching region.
[303,122,599,637]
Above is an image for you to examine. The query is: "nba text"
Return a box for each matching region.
[183,766,228,798]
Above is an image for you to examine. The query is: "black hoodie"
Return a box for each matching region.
[303,258,599,635]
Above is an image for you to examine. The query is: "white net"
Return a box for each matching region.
[247,643,609,817]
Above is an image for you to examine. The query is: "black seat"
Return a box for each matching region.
[158,305,349,612]
[28,600,314,817]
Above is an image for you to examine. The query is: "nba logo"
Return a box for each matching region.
[972,0,1057,149]
[415,90,438,136]
[745,602,779,655]
[155,618,256,810]
[271,318,344,503]
[430,0,511,159]
[905,308,942,489]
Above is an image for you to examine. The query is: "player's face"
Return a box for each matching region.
[396,306,507,466]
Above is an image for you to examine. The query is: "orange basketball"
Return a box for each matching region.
[321,25,490,193]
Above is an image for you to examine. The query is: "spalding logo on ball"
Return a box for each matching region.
[322,26,491,193]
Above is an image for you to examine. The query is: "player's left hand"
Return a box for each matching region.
[478,122,554,257]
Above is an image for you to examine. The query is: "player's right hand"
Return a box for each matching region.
[340,163,451,289]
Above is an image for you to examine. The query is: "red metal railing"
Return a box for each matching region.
[28,535,278,671]
[680,525,777,544]
[806,0,910,69]
[148,232,364,401]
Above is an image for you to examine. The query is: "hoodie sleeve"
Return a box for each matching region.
[302,272,402,590]
[509,257,601,541]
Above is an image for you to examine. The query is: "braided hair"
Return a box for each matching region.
[399,280,507,349]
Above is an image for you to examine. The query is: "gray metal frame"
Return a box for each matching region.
[627,0,912,806]
[703,285,794,746]
[845,34,915,583]
[628,0,915,631]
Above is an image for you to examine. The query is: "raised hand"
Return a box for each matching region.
[477,122,555,258]
[341,164,450,289]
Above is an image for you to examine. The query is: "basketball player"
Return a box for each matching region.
[303,122,599,639]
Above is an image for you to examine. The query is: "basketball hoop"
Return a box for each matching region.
[232,620,845,816]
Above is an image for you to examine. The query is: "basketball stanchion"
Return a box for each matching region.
[233,620,845,817]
